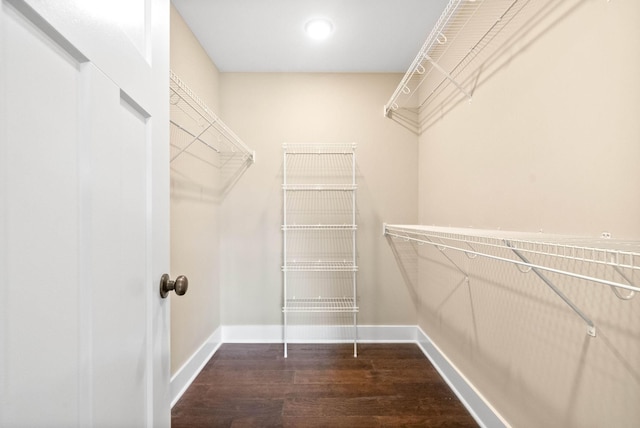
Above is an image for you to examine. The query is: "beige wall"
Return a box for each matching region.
[218,73,419,327]
[169,5,222,375]
[416,0,640,427]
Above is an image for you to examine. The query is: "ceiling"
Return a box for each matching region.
[171,0,449,73]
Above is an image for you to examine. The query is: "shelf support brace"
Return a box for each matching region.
[506,241,596,337]
[427,237,469,279]
[423,54,472,101]
[385,227,468,279]
[170,123,213,162]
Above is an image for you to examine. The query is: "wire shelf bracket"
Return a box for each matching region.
[506,240,596,337]
[423,54,473,102]
[384,0,465,117]
[169,70,255,164]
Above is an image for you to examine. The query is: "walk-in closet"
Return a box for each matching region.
[167,0,639,426]
[2,0,637,427]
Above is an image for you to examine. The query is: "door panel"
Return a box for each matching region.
[0,0,169,426]
[87,69,150,427]
[2,4,82,425]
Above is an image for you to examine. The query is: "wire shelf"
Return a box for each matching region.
[282,224,357,231]
[385,224,640,281]
[282,261,359,272]
[285,192,354,225]
[384,0,560,132]
[384,0,465,116]
[283,143,357,154]
[169,70,255,163]
[384,224,640,337]
[283,297,358,313]
[283,184,357,191]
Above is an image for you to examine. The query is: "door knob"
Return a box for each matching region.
[160,274,188,298]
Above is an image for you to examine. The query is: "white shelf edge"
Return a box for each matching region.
[283,184,357,191]
[282,225,357,231]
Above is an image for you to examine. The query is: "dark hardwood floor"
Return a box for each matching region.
[171,343,478,427]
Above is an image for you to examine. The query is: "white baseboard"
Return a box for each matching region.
[221,324,417,343]
[221,324,282,343]
[415,327,508,428]
[170,324,506,428]
[170,327,222,408]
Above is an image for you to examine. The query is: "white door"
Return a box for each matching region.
[0,0,171,427]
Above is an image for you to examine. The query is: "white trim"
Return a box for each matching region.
[221,324,417,343]
[415,327,509,428]
[170,327,222,408]
[222,324,282,343]
[356,324,417,342]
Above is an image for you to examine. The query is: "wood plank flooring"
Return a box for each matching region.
[172,343,478,427]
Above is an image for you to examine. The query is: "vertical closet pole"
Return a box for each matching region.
[351,148,357,357]
[283,147,288,358]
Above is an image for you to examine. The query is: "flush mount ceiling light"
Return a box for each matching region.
[305,18,333,40]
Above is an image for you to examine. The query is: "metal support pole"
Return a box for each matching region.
[426,237,468,279]
[283,147,288,358]
[351,149,358,357]
[507,242,596,337]
[170,123,213,162]
[423,54,473,100]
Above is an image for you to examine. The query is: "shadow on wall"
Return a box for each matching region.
[384,236,420,305]
[387,0,587,134]
[355,162,419,326]
[170,165,219,204]
[384,234,640,427]
[169,71,255,203]
[170,125,254,204]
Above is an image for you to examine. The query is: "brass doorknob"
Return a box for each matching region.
[160,274,189,298]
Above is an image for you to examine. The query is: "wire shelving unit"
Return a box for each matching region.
[384,224,640,337]
[282,143,358,357]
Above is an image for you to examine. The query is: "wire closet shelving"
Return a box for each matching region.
[169,70,255,165]
[282,143,358,358]
[384,0,566,132]
[384,224,640,337]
